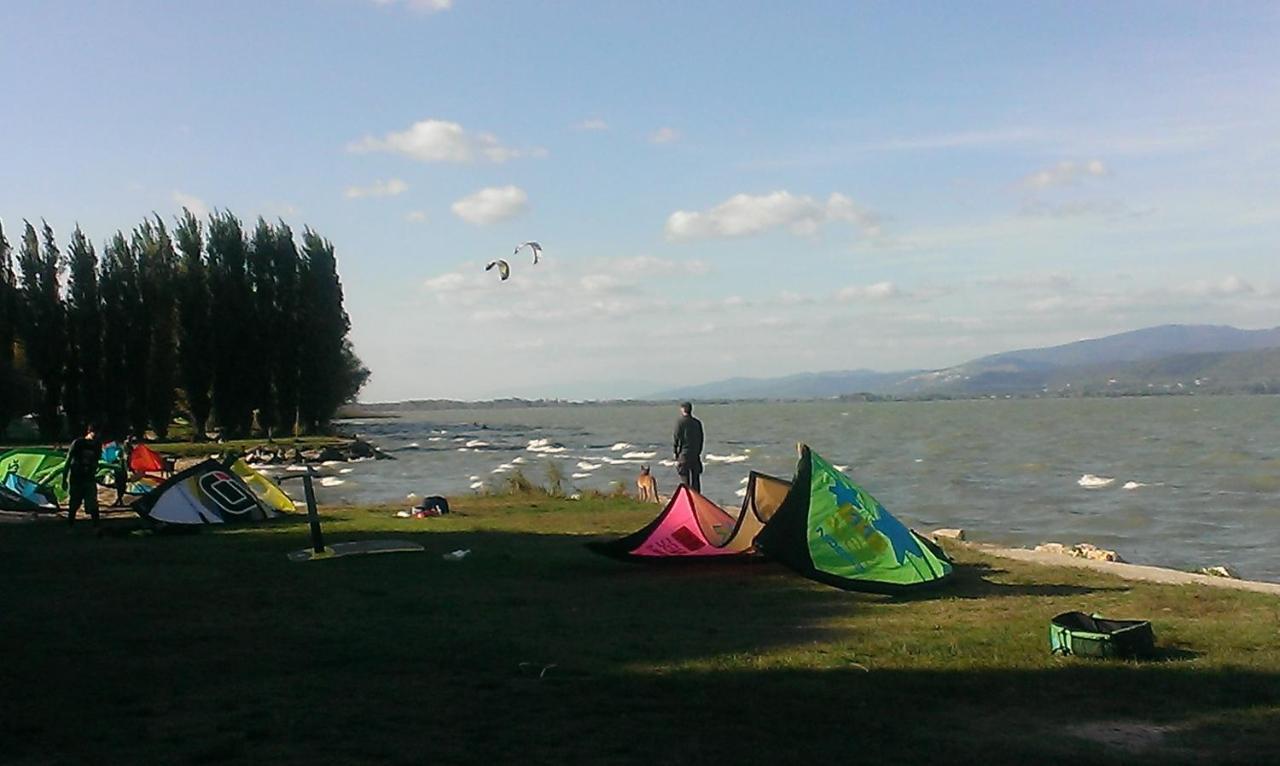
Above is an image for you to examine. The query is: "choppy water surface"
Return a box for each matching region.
[310,396,1280,582]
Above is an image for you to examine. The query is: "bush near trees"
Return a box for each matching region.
[0,210,369,441]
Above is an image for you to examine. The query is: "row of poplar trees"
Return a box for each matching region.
[0,209,370,441]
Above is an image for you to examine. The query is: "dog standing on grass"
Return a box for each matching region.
[636,465,660,503]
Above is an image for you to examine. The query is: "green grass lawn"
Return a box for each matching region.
[2,495,1278,765]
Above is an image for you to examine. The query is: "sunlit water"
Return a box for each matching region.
[301,396,1280,582]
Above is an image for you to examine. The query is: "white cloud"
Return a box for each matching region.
[344,178,408,199]
[606,255,710,277]
[423,272,467,292]
[836,281,900,301]
[1018,274,1277,318]
[1176,274,1261,298]
[372,0,452,13]
[579,274,623,293]
[665,191,880,241]
[419,255,709,315]
[405,210,428,223]
[1017,200,1153,220]
[450,185,528,225]
[1023,159,1109,189]
[649,127,680,144]
[576,118,608,131]
[978,273,1076,291]
[172,191,209,218]
[349,119,541,164]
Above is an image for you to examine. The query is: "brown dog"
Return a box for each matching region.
[636,465,660,503]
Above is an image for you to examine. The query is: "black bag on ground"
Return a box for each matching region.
[1049,611,1155,659]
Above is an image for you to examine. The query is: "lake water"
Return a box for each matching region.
[307,396,1280,582]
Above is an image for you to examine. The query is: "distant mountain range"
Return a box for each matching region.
[651,324,1280,400]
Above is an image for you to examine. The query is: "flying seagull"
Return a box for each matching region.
[514,241,542,264]
[485,259,510,281]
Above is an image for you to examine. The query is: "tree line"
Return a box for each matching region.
[0,209,369,441]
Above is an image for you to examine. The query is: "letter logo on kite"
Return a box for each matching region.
[198,471,260,515]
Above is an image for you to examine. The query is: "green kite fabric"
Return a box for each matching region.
[1,448,72,504]
[1,447,122,505]
[756,445,952,593]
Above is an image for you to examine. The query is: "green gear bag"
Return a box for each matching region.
[1050,611,1155,659]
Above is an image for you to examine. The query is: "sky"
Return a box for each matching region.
[2,0,1278,401]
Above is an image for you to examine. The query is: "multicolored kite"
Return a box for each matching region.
[0,447,116,505]
[131,459,282,526]
[755,445,952,593]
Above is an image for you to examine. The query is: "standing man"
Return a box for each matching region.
[62,423,102,528]
[672,401,704,493]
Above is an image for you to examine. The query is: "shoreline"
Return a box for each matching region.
[951,538,1280,595]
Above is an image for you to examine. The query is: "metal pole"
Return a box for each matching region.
[303,470,324,554]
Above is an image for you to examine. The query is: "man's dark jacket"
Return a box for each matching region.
[673,415,704,466]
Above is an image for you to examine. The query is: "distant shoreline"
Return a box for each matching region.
[340,389,1276,417]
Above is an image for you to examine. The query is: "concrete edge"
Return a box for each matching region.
[953,540,1280,596]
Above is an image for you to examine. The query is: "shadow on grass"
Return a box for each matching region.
[925,560,1133,600]
[0,521,1273,765]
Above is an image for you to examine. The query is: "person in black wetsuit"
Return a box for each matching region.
[672,402,704,493]
[63,424,102,528]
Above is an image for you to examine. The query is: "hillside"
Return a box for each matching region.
[1047,346,1280,396]
[652,324,1280,400]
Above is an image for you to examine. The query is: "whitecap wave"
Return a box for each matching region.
[738,477,749,485]
[512,456,527,464]
[659,459,676,467]
[623,451,657,459]
[706,453,748,463]
[609,442,634,451]
[527,438,568,454]
[339,468,353,474]
[428,437,443,442]
[735,488,747,497]
[571,472,592,479]
[577,462,601,471]
[1121,481,1148,490]
[470,481,484,490]
[833,464,849,472]
[1078,474,1115,489]
[319,477,345,487]
[468,475,480,481]
[466,439,490,448]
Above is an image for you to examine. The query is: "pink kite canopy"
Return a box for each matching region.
[587,473,791,560]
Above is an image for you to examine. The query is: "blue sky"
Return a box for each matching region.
[2,0,1278,400]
